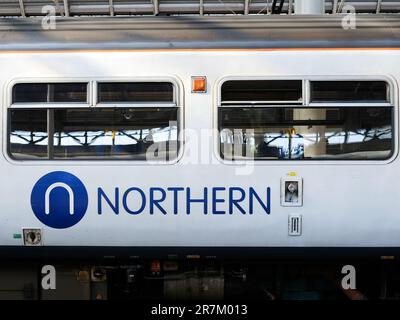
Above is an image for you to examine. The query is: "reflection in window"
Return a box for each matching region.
[98,82,174,103]
[221,80,303,104]
[310,81,388,103]
[9,109,48,159]
[219,107,393,160]
[53,108,178,160]
[13,83,88,103]
[9,108,179,161]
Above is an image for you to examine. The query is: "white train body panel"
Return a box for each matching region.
[0,48,399,249]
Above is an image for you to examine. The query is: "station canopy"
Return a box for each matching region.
[1,0,400,17]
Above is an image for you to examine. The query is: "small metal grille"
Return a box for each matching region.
[288,214,302,236]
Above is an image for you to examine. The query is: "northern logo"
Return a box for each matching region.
[31,171,88,229]
[31,172,271,228]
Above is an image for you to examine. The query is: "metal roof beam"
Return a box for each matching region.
[288,0,294,14]
[1,1,400,17]
[19,0,26,17]
[152,0,159,16]
[295,0,325,14]
[376,0,382,13]
[332,0,338,13]
[63,0,70,17]
[338,0,346,13]
[109,0,114,16]
[244,0,250,15]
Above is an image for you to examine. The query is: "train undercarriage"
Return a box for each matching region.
[1,255,400,300]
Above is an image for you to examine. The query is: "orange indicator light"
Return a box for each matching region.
[192,76,207,93]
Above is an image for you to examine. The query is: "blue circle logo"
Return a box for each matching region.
[31,171,88,229]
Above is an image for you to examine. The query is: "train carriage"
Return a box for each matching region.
[0,14,399,299]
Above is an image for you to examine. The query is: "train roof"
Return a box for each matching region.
[0,15,399,51]
[2,0,400,16]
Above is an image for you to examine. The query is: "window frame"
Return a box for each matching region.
[308,80,391,106]
[11,79,93,109]
[94,80,178,107]
[12,82,91,106]
[4,77,184,165]
[220,79,304,106]
[215,75,398,165]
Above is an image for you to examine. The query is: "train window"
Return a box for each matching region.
[310,81,389,103]
[98,82,174,103]
[8,107,179,161]
[52,108,178,160]
[219,107,393,160]
[12,83,88,103]
[9,109,48,159]
[221,80,303,105]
